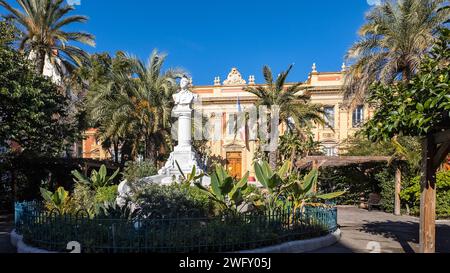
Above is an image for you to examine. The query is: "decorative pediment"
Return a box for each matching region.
[223,68,246,86]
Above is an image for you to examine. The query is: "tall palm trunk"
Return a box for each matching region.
[35,49,46,75]
[269,151,277,170]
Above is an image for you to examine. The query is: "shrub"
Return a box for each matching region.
[130,182,212,218]
[401,171,450,218]
[319,164,384,205]
[72,183,96,213]
[95,185,118,204]
[375,167,395,213]
[122,161,157,183]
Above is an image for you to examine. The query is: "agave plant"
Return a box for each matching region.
[72,165,120,190]
[285,169,345,215]
[40,187,72,214]
[195,165,249,213]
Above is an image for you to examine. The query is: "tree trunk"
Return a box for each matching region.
[394,166,402,216]
[35,49,46,75]
[420,136,437,253]
[289,146,297,172]
[114,141,119,164]
[269,150,277,170]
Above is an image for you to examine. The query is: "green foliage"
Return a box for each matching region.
[401,171,450,218]
[285,169,345,213]
[365,28,450,141]
[245,65,325,168]
[130,183,212,218]
[176,161,205,187]
[319,164,384,205]
[72,165,120,190]
[344,0,449,100]
[0,0,95,74]
[195,165,250,213]
[70,183,118,217]
[87,50,184,161]
[254,160,291,193]
[95,185,118,204]
[0,20,78,156]
[71,183,96,215]
[40,187,72,214]
[254,160,344,212]
[122,160,157,183]
[279,131,322,162]
[0,20,16,45]
[375,167,396,213]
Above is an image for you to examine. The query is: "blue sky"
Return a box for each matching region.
[1,0,374,85]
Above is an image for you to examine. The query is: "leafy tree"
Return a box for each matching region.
[279,130,321,167]
[81,52,135,162]
[364,28,450,141]
[344,0,449,102]
[0,20,77,156]
[245,65,325,168]
[88,50,183,164]
[0,0,95,75]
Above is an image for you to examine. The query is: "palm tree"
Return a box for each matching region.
[88,50,184,165]
[245,65,325,169]
[344,0,449,103]
[132,50,185,164]
[0,0,95,75]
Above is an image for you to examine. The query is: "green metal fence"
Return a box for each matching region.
[15,201,338,253]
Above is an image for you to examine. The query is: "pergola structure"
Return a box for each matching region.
[297,155,403,216]
[420,130,450,253]
[297,136,450,253]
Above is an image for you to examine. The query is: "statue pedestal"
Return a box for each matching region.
[154,92,210,186]
[117,77,209,203]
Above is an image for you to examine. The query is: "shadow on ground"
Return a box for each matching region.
[361,220,450,253]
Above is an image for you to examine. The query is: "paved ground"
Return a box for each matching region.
[311,206,450,253]
[0,214,15,253]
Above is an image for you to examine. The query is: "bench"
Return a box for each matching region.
[367,193,382,211]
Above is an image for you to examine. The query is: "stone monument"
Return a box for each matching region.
[155,76,208,185]
[117,76,209,202]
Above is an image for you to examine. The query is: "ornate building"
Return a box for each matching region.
[190,65,373,178]
[81,65,374,179]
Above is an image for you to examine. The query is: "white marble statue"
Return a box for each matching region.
[173,76,197,105]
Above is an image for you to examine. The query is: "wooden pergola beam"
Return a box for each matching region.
[419,129,449,253]
[420,136,437,253]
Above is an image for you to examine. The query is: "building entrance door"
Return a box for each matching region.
[226,152,242,180]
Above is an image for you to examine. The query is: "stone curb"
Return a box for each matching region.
[10,229,22,248]
[236,229,341,253]
[10,230,56,254]
[10,228,341,254]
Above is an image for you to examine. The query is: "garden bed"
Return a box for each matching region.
[14,202,338,253]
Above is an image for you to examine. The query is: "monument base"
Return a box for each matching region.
[155,145,210,186]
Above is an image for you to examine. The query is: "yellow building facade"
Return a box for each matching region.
[81,65,373,179]
[191,65,373,179]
